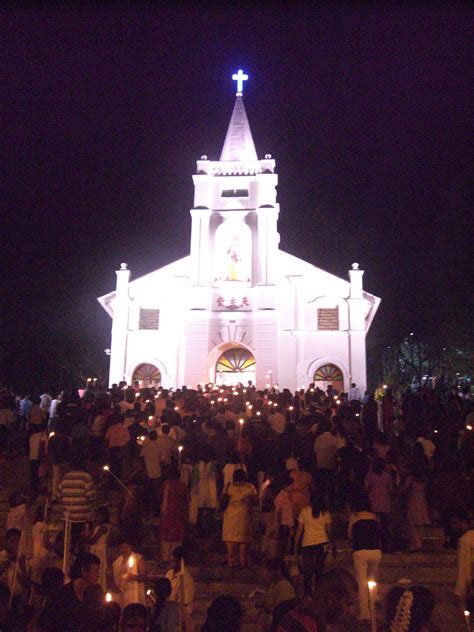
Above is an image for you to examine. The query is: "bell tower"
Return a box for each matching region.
[189,71,280,291]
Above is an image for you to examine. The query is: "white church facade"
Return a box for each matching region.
[98,72,380,393]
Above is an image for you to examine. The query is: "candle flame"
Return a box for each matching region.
[128,555,134,568]
[368,581,376,590]
[103,465,109,471]
[105,592,112,603]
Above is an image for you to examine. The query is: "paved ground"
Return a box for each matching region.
[0,455,468,631]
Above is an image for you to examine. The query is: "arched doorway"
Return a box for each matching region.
[132,363,161,388]
[313,363,344,394]
[215,347,256,386]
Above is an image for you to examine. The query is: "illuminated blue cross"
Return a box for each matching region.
[232,69,248,96]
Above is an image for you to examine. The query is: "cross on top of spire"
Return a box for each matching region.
[232,69,248,96]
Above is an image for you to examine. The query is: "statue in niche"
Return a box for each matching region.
[226,237,248,281]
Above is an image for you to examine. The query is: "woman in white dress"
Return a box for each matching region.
[189,445,218,536]
[112,539,147,608]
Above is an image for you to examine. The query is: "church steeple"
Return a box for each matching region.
[220,70,257,162]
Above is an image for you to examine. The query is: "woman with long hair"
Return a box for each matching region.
[348,494,382,621]
[294,491,333,597]
[365,457,393,551]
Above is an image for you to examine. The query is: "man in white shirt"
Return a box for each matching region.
[313,422,338,507]
[49,394,62,423]
[348,383,362,402]
[40,393,52,414]
[165,547,195,615]
[156,425,178,468]
[416,432,436,461]
[141,430,162,516]
[141,431,162,480]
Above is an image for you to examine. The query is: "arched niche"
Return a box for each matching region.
[213,218,252,285]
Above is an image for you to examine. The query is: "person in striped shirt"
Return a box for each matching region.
[58,456,95,552]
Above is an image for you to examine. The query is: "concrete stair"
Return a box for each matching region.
[0,455,468,630]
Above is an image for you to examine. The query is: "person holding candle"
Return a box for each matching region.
[112,539,147,609]
[159,465,188,563]
[165,547,195,622]
[348,494,382,622]
[221,468,258,567]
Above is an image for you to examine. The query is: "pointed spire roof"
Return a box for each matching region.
[220,95,258,162]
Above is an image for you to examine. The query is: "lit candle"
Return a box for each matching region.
[178,445,183,469]
[174,406,179,411]
[464,611,471,632]
[105,592,112,603]
[368,581,377,632]
[238,418,244,451]
[49,431,55,439]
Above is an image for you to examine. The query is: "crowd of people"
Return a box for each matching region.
[0,378,472,631]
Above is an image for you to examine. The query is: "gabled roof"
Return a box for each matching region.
[97,256,190,318]
[276,250,381,332]
[97,249,380,332]
[220,96,258,162]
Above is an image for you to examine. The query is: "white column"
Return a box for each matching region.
[347,263,367,392]
[109,263,130,386]
[189,208,212,286]
[257,206,279,285]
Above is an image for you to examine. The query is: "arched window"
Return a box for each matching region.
[313,364,344,393]
[132,363,161,387]
[216,348,256,373]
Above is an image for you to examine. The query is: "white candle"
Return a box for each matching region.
[464,611,472,632]
[238,418,244,451]
[368,581,377,632]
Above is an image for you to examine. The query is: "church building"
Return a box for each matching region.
[98,71,380,393]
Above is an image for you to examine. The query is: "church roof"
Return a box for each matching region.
[220,96,258,162]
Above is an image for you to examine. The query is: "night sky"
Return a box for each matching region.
[2,6,473,390]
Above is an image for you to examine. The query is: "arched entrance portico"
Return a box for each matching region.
[313,363,344,394]
[132,363,161,388]
[210,345,256,386]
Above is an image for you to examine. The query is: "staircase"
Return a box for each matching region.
[0,455,468,631]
